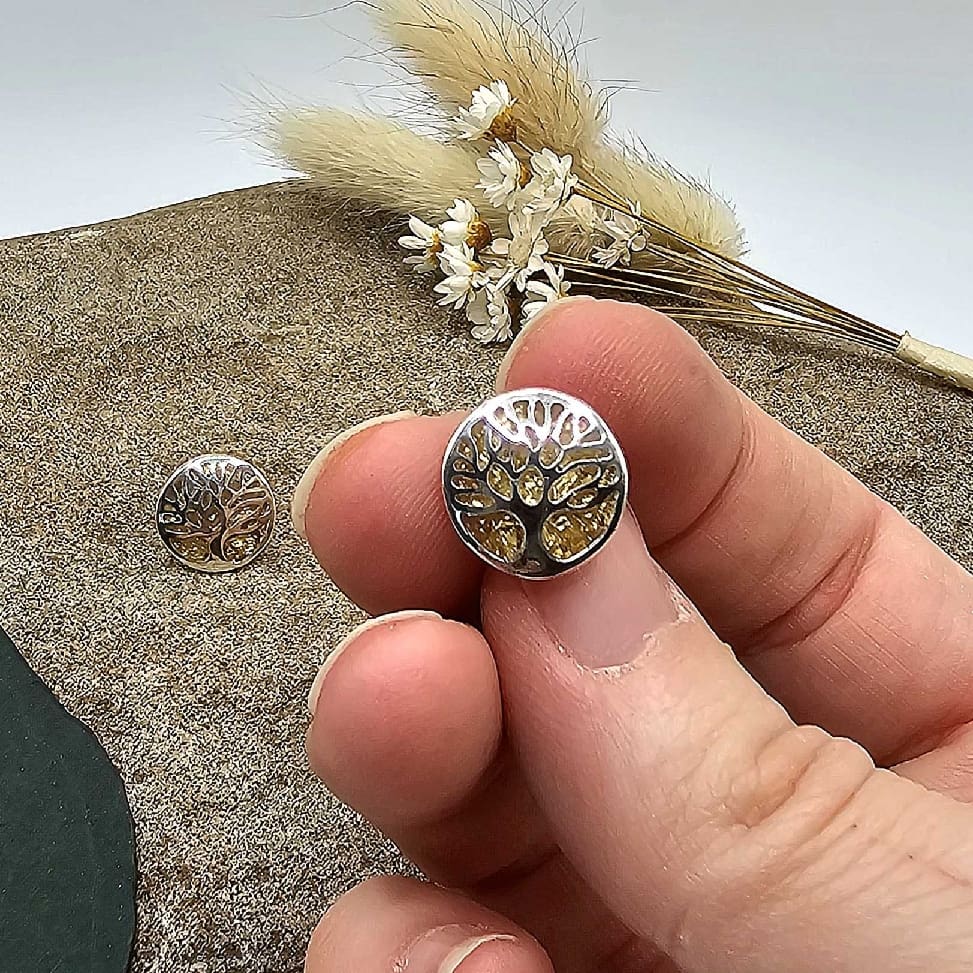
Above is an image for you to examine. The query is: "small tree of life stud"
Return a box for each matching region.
[442,389,629,580]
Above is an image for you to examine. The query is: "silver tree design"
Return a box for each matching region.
[446,394,624,576]
[157,458,274,569]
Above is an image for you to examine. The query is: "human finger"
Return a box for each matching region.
[307,610,651,972]
[482,508,973,972]
[305,875,552,973]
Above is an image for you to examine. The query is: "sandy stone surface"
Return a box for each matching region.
[1,183,970,971]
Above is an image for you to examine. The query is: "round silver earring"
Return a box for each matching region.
[442,389,628,580]
[156,455,276,574]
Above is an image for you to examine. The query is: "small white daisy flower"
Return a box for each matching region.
[523,149,578,215]
[398,215,444,273]
[489,210,550,291]
[440,198,492,250]
[523,263,572,322]
[591,242,629,269]
[476,141,526,210]
[454,80,517,141]
[434,243,490,310]
[440,198,476,244]
[593,203,648,267]
[465,286,491,328]
[468,284,514,344]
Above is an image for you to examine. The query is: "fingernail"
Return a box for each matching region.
[307,610,442,716]
[438,934,516,973]
[525,508,680,669]
[290,411,416,539]
[496,295,596,392]
[399,926,518,973]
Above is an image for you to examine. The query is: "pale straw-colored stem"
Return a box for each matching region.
[896,335,973,392]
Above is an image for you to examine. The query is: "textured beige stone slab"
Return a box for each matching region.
[1,183,970,971]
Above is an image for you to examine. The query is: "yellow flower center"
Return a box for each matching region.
[466,219,493,251]
[488,108,518,143]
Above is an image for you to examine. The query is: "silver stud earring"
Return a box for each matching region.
[442,389,628,579]
[156,455,276,573]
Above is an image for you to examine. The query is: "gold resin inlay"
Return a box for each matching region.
[568,487,599,509]
[557,445,613,469]
[538,440,561,469]
[517,466,545,506]
[451,475,481,492]
[172,536,211,563]
[455,491,494,510]
[548,464,602,505]
[541,492,620,562]
[487,463,514,501]
[461,511,526,563]
[600,464,621,487]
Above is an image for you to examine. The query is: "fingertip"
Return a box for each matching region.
[495,295,597,392]
[299,411,484,618]
[307,610,443,716]
[292,411,417,540]
[308,613,502,822]
[306,876,552,973]
[439,934,551,973]
[497,297,697,396]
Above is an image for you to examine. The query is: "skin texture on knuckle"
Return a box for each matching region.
[725,725,875,835]
[664,727,973,970]
[661,727,877,951]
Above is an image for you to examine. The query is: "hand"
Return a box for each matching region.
[294,299,973,973]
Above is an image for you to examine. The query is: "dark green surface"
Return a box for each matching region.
[0,627,136,972]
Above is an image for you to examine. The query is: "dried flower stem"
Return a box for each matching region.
[569,179,903,349]
[273,18,973,391]
[568,166,973,387]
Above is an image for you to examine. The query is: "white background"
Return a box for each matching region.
[1,0,970,350]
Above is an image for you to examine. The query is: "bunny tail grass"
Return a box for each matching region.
[273,107,605,256]
[370,0,606,153]
[370,0,745,258]
[594,139,747,261]
[274,108,484,223]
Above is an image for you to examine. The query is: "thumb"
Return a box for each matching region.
[482,509,973,973]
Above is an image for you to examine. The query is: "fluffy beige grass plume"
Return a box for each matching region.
[274,107,605,257]
[370,0,607,151]
[370,0,745,257]
[275,108,483,224]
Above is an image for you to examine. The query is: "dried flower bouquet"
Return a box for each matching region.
[271,0,973,391]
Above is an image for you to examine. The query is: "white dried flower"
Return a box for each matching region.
[398,215,444,273]
[440,198,492,250]
[591,242,626,269]
[489,210,550,291]
[441,198,476,244]
[476,141,525,210]
[468,284,514,344]
[454,80,517,141]
[523,263,572,322]
[592,203,648,268]
[523,148,578,215]
[434,243,490,309]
